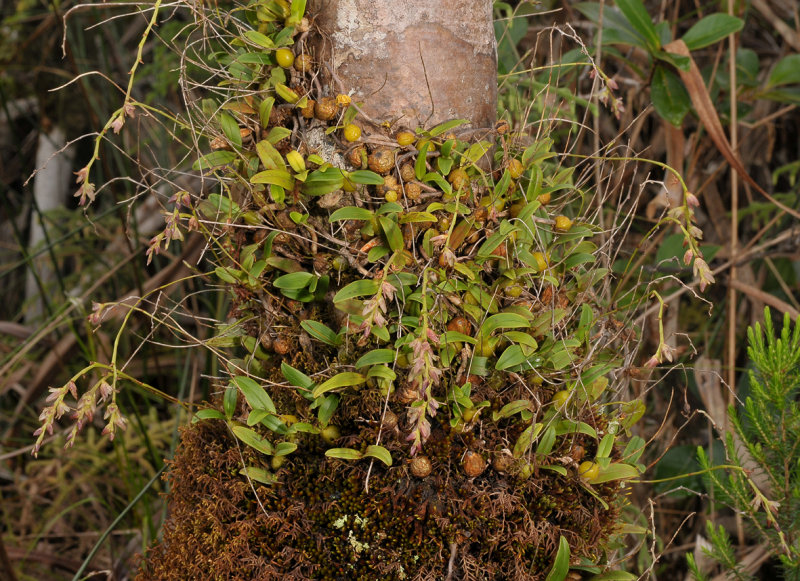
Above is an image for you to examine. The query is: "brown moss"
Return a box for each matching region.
[138,407,620,581]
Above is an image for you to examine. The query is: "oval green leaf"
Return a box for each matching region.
[231,376,276,413]
[275,441,298,457]
[251,168,295,189]
[281,362,315,391]
[240,466,278,486]
[355,349,396,368]
[348,170,385,185]
[496,345,529,370]
[195,409,226,421]
[325,447,363,460]
[329,206,374,221]
[232,425,274,455]
[616,0,660,52]
[273,271,315,289]
[312,372,366,398]
[364,445,393,466]
[682,13,743,51]
[544,535,571,581]
[651,65,691,128]
[378,216,404,252]
[300,319,342,346]
[333,279,380,302]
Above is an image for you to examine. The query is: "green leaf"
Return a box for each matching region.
[266,126,292,144]
[682,14,743,50]
[273,271,315,289]
[366,365,396,381]
[367,245,390,262]
[422,171,452,195]
[329,206,374,221]
[281,362,314,390]
[215,266,240,284]
[651,65,691,127]
[378,216,404,252]
[266,257,302,273]
[240,466,278,485]
[247,409,270,426]
[244,30,274,48]
[437,156,453,176]
[767,54,800,88]
[496,345,528,370]
[377,202,404,215]
[596,433,615,459]
[536,425,557,456]
[493,400,534,421]
[251,168,295,189]
[590,572,638,580]
[325,447,363,460]
[462,140,491,164]
[195,409,226,421]
[513,422,543,457]
[616,0,660,52]
[544,536,571,581]
[541,465,568,476]
[555,420,597,438]
[260,414,289,435]
[355,349,396,368]
[317,394,339,426]
[288,0,306,25]
[312,372,366,398]
[563,252,597,269]
[275,442,298,457]
[592,462,640,484]
[476,222,518,261]
[502,331,538,350]
[399,211,437,224]
[192,150,236,171]
[287,422,319,435]
[364,445,393,466]
[429,118,468,137]
[258,98,275,128]
[440,331,477,345]
[333,279,381,302]
[302,168,344,196]
[275,83,299,103]
[218,112,242,148]
[653,49,690,71]
[479,313,531,337]
[232,425,274,455]
[415,140,431,180]
[223,386,238,419]
[348,170,385,185]
[231,376,276,413]
[300,320,342,346]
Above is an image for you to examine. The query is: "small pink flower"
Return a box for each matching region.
[74,166,89,184]
[110,114,125,134]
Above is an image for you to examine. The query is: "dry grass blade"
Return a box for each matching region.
[728,278,800,319]
[664,39,800,220]
[749,0,800,52]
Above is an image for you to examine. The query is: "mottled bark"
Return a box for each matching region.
[309,0,497,130]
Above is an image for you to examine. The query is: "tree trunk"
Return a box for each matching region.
[309,0,497,130]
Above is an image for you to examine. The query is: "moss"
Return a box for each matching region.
[138,405,620,580]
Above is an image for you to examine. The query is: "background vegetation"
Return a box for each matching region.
[1,0,800,579]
